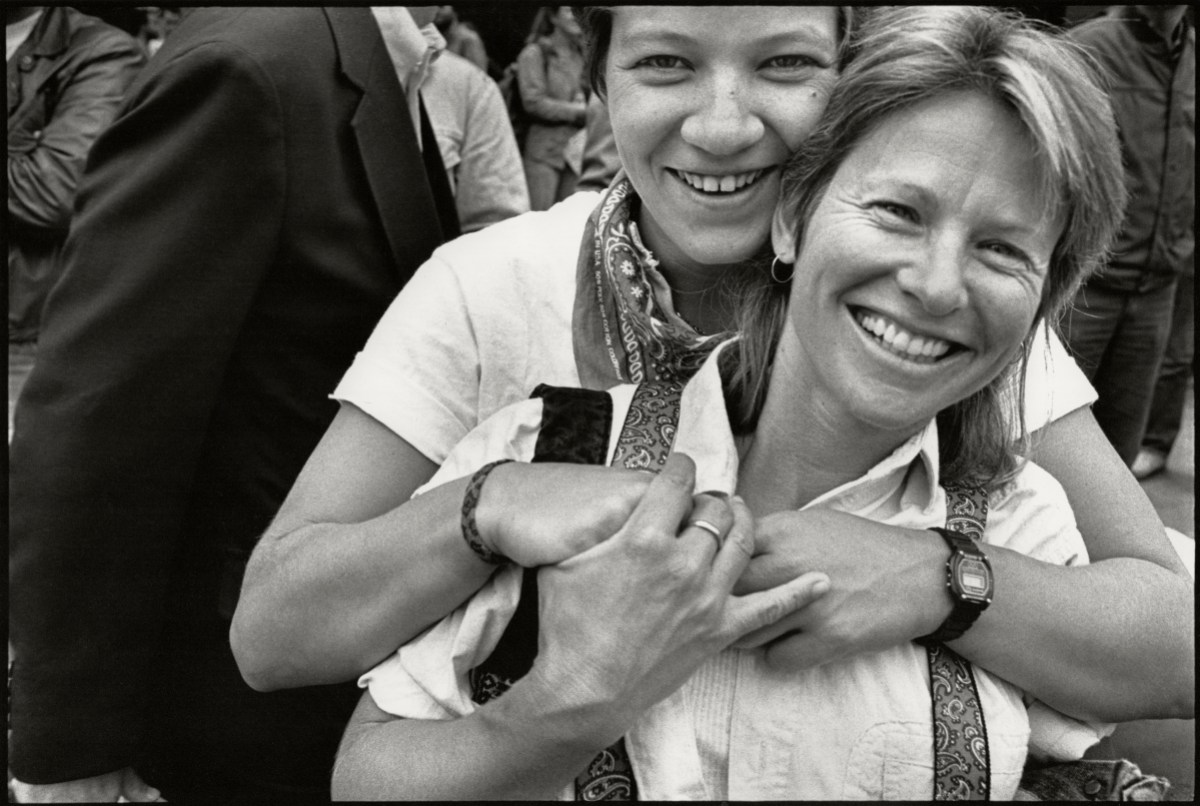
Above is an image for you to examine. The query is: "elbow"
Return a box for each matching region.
[229,600,300,692]
[229,613,281,692]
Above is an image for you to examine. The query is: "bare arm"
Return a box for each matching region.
[735,407,1193,722]
[232,402,651,690]
[333,457,830,800]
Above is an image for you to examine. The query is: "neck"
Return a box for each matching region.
[634,208,745,334]
[736,327,914,515]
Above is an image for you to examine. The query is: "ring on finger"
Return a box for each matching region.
[688,518,724,550]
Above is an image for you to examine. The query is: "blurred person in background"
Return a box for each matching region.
[434,5,488,73]
[1133,252,1194,478]
[517,5,587,209]
[1064,5,1195,467]
[8,6,457,803]
[6,5,143,438]
[576,91,619,192]
[423,46,530,232]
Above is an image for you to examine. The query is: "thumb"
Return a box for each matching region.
[719,571,829,645]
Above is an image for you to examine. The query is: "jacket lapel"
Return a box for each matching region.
[323,7,448,273]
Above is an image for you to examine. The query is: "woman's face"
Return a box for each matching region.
[775,91,1063,438]
[604,6,839,276]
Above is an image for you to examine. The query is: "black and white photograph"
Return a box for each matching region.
[7,4,1194,802]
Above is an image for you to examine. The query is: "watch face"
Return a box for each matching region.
[951,554,993,602]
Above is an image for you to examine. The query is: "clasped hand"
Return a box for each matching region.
[733,508,949,669]
[516,455,829,741]
[481,461,948,674]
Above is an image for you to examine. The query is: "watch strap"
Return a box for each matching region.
[916,527,990,646]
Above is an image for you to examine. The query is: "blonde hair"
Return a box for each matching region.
[723,6,1126,489]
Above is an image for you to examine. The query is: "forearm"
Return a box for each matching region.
[333,673,619,800]
[233,477,493,690]
[952,551,1194,721]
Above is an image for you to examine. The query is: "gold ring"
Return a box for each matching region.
[688,518,723,548]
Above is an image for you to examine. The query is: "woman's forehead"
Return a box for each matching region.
[609,6,840,48]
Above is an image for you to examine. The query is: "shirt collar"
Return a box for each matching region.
[369,7,445,93]
[671,339,941,511]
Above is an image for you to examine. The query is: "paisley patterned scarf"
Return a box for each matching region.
[572,174,729,388]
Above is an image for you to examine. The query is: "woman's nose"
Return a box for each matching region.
[680,82,765,156]
[896,242,970,317]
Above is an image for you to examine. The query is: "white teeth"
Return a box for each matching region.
[677,169,764,194]
[856,312,953,363]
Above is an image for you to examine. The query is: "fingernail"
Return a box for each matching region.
[812,578,831,596]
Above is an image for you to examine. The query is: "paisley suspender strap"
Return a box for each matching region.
[929,484,992,800]
[611,381,684,471]
[468,382,681,800]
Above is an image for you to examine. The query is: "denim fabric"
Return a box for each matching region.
[1017,758,1170,801]
[1143,265,1195,453]
[1064,281,1177,465]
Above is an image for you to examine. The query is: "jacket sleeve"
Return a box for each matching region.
[8,39,287,784]
[516,43,585,124]
[7,27,145,230]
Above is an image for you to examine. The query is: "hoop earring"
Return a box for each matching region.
[770,255,794,284]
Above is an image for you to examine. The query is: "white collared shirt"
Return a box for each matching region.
[368,8,445,150]
[359,344,1110,799]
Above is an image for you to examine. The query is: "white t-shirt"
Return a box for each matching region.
[358,346,1111,800]
[334,191,1097,465]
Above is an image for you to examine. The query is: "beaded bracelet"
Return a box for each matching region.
[461,459,514,564]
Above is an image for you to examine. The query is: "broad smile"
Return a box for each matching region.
[668,167,772,196]
[852,308,964,364]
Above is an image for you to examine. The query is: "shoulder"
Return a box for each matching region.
[432,191,600,276]
[430,51,492,96]
[985,461,1087,566]
[153,8,339,76]
[1067,13,1130,49]
[56,8,143,59]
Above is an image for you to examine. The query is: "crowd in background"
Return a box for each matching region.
[6,5,1194,804]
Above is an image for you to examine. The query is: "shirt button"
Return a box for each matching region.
[1084,779,1104,796]
[20,55,35,70]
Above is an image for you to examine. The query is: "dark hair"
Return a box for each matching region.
[723,6,1126,489]
[527,6,565,45]
[575,6,862,101]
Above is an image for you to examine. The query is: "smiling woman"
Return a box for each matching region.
[601,6,840,287]
[328,8,1166,801]
[232,8,1192,796]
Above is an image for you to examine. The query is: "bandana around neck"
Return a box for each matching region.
[572,175,728,388]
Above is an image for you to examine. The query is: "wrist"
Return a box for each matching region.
[493,663,628,756]
[915,527,993,646]
[914,528,955,636]
[461,460,514,564]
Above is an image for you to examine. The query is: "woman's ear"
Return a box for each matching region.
[771,205,797,262]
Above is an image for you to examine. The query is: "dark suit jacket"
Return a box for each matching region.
[9,7,458,791]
